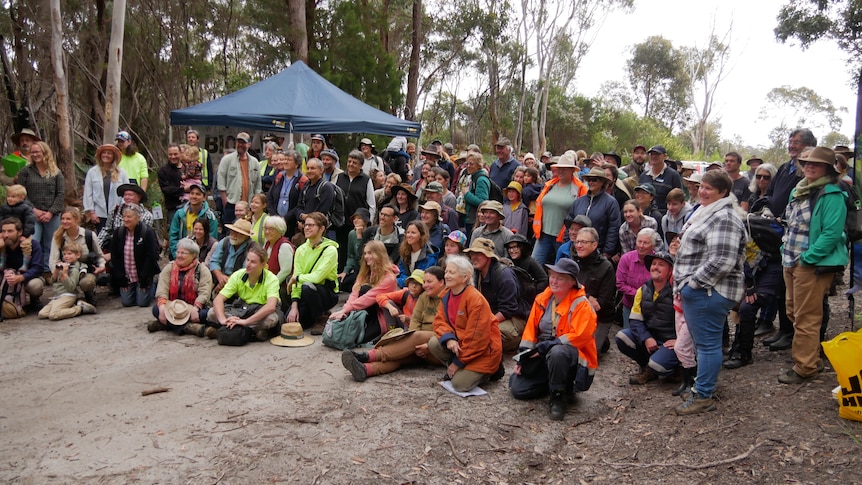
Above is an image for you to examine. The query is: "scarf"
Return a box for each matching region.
[681,196,733,242]
[792,175,830,199]
[169,258,199,303]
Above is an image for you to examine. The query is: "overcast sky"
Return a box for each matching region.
[574,0,855,149]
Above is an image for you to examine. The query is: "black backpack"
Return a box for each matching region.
[810,181,862,243]
[475,173,505,203]
[496,260,538,307]
[743,213,784,261]
[315,180,346,228]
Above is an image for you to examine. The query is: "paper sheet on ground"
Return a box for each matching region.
[438,380,487,397]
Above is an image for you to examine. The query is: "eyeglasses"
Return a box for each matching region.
[574,240,596,246]
[584,178,600,183]
[755,174,771,180]
[379,212,395,218]
[304,222,319,228]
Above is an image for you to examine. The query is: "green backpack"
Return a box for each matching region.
[322,310,368,350]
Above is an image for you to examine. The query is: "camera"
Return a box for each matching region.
[55,263,64,270]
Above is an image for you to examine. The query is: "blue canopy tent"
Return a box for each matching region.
[170,61,421,138]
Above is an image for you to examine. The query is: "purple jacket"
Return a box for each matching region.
[616,249,653,308]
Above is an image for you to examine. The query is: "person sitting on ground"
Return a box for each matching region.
[376,268,426,330]
[98,183,153,256]
[617,228,659,328]
[426,255,503,392]
[261,216,295,312]
[419,201,450,250]
[328,241,400,343]
[169,181,219,259]
[616,252,679,385]
[362,205,404,264]
[502,181,530,237]
[509,257,598,421]
[465,237,530,352]
[396,220,439,287]
[469,201,513,259]
[38,242,97,320]
[208,218,255,294]
[436,230,466,270]
[286,212,340,334]
[0,217,45,312]
[233,200,249,222]
[569,227,616,354]
[110,204,160,307]
[505,234,548,293]
[248,193,269,245]
[49,207,105,305]
[340,267,447,382]
[619,199,660,254]
[206,245,284,343]
[0,184,36,272]
[149,238,213,336]
[339,209,370,291]
[189,218,218,264]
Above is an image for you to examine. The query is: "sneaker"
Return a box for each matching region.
[674,392,716,415]
[341,349,367,382]
[205,326,218,339]
[77,300,97,315]
[778,369,814,385]
[629,367,657,385]
[147,320,167,333]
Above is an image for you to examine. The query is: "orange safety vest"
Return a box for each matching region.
[531,176,587,242]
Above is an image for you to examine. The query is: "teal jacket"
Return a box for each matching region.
[795,183,848,268]
[169,200,219,258]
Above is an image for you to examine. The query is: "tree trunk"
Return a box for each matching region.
[287,0,308,64]
[404,0,421,121]
[103,0,126,144]
[49,0,74,193]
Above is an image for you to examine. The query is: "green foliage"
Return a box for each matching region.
[760,85,847,134]
[626,36,691,130]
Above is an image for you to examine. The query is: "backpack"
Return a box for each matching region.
[475,173,504,203]
[743,213,784,262]
[496,260,537,309]
[318,180,346,228]
[810,182,862,243]
[322,309,368,350]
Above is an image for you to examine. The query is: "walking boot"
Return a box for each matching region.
[205,326,218,339]
[769,332,793,351]
[147,320,167,333]
[674,391,716,415]
[490,362,505,381]
[629,367,657,385]
[310,312,331,336]
[341,349,368,382]
[350,351,370,363]
[77,300,97,315]
[753,319,775,337]
[672,366,696,397]
[763,331,788,346]
[84,290,96,306]
[724,350,752,369]
[549,391,566,421]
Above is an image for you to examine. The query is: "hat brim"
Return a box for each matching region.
[116,184,148,203]
[270,334,315,347]
[644,254,674,269]
[224,223,253,237]
[464,247,498,259]
[543,264,580,288]
[375,329,416,348]
[96,145,122,162]
[165,313,190,326]
[391,186,418,199]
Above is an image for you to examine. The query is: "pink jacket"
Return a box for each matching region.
[616,250,653,308]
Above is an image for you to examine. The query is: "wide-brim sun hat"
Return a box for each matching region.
[165,300,192,326]
[544,258,581,288]
[116,183,148,204]
[798,146,838,175]
[224,218,254,237]
[95,144,122,162]
[464,237,498,259]
[270,322,315,347]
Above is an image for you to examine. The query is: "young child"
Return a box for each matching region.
[234,201,250,221]
[376,269,425,329]
[502,181,530,236]
[520,167,544,216]
[0,184,36,271]
[661,188,692,246]
[38,242,97,321]
[179,144,203,201]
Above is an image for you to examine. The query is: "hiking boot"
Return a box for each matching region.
[147,320,167,333]
[490,362,505,381]
[185,323,206,337]
[672,366,696,397]
[769,333,793,351]
[205,326,218,339]
[341,349,367,382]
[675,391,716,415]
[549,391,566,421]
[77,300,97,315]
[778,369,814,385]
[763,331,789,346]
[723,352,752,370]
[629,367,657,385]
[255,327,270,342]
[753,319,775,337]
[310,312,330,336]
[350,351,370,363]
[83,290,96,305]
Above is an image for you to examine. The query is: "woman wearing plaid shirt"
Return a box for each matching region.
[672,171,746,415]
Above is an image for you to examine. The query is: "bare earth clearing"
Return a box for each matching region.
[1,289,861,484]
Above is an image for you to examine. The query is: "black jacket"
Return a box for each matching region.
[476,259,530,319]
[573,250,616,323]
[513,255,549,293]
[267,170,307,236]
[157,162,184,211]
[110,223,160,289]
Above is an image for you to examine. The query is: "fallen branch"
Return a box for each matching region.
[141,387,170,396]
[447,437,467,465]
[602,441,767,470]
[292,417,319,424]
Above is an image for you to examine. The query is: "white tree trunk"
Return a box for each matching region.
[103,0,126,144]
[49,0,73,192]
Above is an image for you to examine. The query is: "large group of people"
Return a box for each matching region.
[1,126,856,421]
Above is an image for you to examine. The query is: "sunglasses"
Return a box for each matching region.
[755,174,771,180]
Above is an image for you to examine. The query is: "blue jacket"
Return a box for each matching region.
[396,243,439,287]
[567,190,621,256]
[489,158,520,189]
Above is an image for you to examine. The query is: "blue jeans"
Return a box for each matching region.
[121,282,155,307]
[622,306,632,329]
[531,233,561,266]
[615,328,680,375]
[852,242,862,289]
[681,284,736,398]
[33,213,61,269]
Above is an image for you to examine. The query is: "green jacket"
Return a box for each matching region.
[291,238,340,299]
[798,183,848,268]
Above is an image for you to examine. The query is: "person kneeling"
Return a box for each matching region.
[38,243,96,320]
[509,258,598,421]
[149,238,213,336]
[207,246,284,345]
[615,252,679,385]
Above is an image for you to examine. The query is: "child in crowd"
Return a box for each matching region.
[234,201,250,221]
[502,181,529,236]
[376,269,425,329]
[179,144,203,201]
[38,243,97,320]
[0,184,35,271]
[520,167,544,217]
[436,230,466,269]
[339,209,371,291]
[661,188,692,246]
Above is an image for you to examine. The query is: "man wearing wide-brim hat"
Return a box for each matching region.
[470,200,513,259]
[2,128,42,185]
[465,237,530,352]
[567,167,620,260]
[208,218,254,293]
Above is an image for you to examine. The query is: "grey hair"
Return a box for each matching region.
[265,141,279,152]
[749,163,777,194]
[578,227,599,243]
[121,204,144,219]
[176,238,201,256]
[790,128,817,148]
[637,227,660,248]
[348,149,365,162]
[306,157,323,170]
[445,255,474,287]
[264,215,287,235]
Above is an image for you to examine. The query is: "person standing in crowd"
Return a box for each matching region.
[622,144,647,180]
[185,129,213,193]
[156,144,183,231]
[358,138,385,176]
[267,149,307,239]
[748,163,777,209]
[673,170,746,415]
[568,167,621,259]
[320,148,343,182]
[247,193,269,245]
[390,183,419,228]
[633,183,664,226]
[85,144,129,232]
[638,145,682,214]
[16,141,64,274]
[723,151,751,211]
[297,157,335,229]
[661,189,692,246]
[218,132,261,225]
[259,142,279,193]
[531,151,587,264]
[461,152,490,235]
[286,212,340,335]
[502,181,530,237]
[334,150,376,270]
[779,147,847,384]
[489,137,519,189]
[114,131,148,190]
[619,200,660,254]
[110,205,160,308]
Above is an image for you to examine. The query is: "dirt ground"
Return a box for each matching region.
[1,286,861,484]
